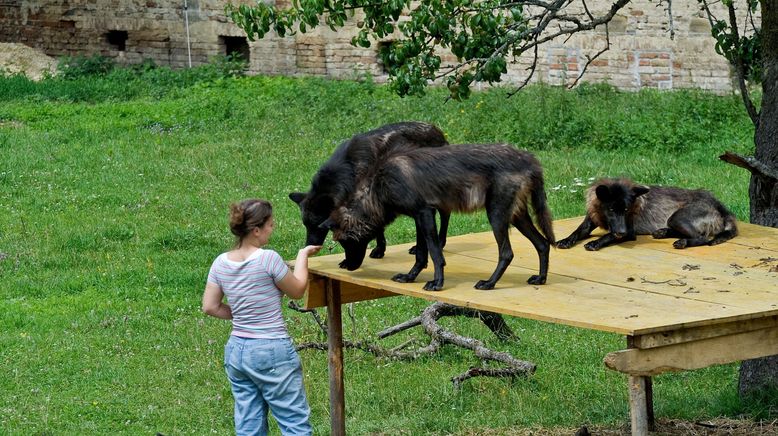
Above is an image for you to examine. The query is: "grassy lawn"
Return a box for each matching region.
[0,68,762,434]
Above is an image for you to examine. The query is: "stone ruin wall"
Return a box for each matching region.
[0,0,757,93]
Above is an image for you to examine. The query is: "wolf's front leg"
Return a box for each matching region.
[419,209,445,291]
[392,219,429,284]
[369,231,387,259]
[557,215,596,249]
[584,232,620,251]
[417,208,446,291]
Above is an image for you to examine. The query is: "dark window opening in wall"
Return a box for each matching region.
[106,30,128,51]
[376,41,393,74]
[219,36,250,62]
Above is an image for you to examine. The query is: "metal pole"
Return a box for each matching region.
[184,0,192,67]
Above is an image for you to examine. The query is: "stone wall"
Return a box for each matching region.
[0,0,757,93]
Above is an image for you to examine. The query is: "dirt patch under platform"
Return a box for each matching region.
[0,42,57,80]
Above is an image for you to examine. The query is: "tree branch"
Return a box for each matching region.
[725,2,760,125]
[662,0,675,40]
[294,301,535,386]
[720,152,778,181]
[701,0,759,125]
[569,24,611,89]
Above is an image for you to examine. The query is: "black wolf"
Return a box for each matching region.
[557,178,738,251]
[289,122,450,265]
[324,143,555,291]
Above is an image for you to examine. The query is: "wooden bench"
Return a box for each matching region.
[301,217,778,435]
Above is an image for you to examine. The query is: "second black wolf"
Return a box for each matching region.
[289,121,450,266]
[557,178,738,251]
[324,143,556,291]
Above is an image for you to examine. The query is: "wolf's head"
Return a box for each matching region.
[289,191,334,246]
[328,203,384,271]
[591,180,649,237]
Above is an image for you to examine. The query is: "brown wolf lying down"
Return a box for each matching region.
[323,143,555,291]
[557,178,737,251]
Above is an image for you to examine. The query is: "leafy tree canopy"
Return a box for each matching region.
[227,0,635,99]
[227,0,762,105]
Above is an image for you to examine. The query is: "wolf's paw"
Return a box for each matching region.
[527,275,546,285]
[474,280,495,290]
[423,280,443,291]
[584,241,601,251]
[338,259,348,269]
[391,273,415,283]
[652,228,670,239]
[557,238,576,249]
[369,247,385,259]
[673,239,688,249]
[408,246,417,255]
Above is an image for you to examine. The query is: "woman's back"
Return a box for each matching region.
[208,248,289,339]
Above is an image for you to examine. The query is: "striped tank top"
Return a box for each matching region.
[207,248,290,339]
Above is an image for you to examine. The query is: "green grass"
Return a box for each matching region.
[0,70,761,434]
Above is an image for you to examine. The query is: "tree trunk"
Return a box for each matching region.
[738,0,778,399]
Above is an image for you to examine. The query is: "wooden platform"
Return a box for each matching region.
[302,217,778,435]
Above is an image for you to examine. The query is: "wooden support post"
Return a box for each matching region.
[326,279,346,436]
[627,336,654,435]
[628,375,650,436]
[645,376,655,432]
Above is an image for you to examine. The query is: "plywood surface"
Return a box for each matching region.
[304,218,778,336]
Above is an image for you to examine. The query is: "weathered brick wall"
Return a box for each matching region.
[0,0,758,93]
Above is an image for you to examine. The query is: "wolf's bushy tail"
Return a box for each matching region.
[531,176,556,245]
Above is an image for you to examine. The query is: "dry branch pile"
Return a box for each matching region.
[290,301,535,387]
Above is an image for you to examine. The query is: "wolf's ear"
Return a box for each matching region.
[289,192,306,205]
[319,217,337,230]
[632,186,650,197]
[595,185,612,202]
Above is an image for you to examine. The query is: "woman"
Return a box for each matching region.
[203,198,321,435]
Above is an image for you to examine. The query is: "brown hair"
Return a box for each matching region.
[229,199,273,245]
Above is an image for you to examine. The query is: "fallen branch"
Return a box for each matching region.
[378,302,517,341]
[640,276,688,286]
[290,300,536,386]
[451,366,533,388]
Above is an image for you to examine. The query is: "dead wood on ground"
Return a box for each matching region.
[289,300,536,386]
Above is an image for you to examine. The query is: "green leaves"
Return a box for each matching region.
[224,0,536,99]
[703,0,762,84]
[225,0,531,99]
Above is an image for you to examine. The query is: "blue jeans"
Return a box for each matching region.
[224,336,312,436]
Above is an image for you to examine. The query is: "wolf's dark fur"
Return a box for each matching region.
[289,122,450,263]
[557,178,738,251]
[328,143,555,291]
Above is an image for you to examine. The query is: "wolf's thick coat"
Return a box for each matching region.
[332,143,555,291]
[558,178,738,250]
[289,122,449,261]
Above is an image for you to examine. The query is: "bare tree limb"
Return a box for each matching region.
[289,300,327,334]
[377,317,422,339]
[452,366,533,388]
[569,24,611,89]
[726,2,760,125]
[720,152,778,181]
[436,0,631,95]
[293,301,535,386]
[420,303,536,374]
[661,0,675,40]
[507,42,540,97]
